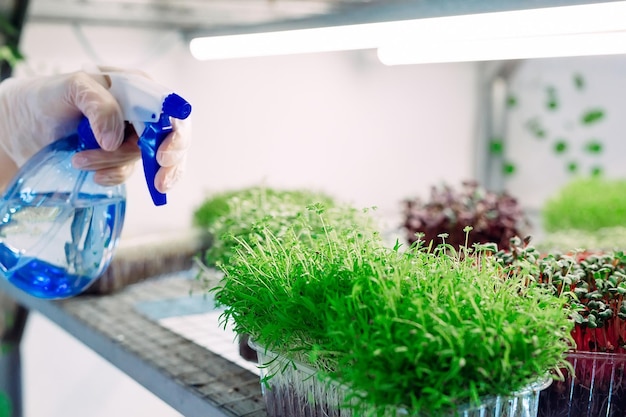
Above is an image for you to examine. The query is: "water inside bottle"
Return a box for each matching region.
[0,192,125,299]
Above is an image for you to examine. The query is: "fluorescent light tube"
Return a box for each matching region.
[378,32,626,65]
[189,23,397,60]
[189,1,626,62]
[378,1,626,65]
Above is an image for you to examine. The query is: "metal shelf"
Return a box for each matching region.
[0,272,267,417]
[23,0,620,38]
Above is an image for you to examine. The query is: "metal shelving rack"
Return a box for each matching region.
[22,0,619,36]
[0,272,267,417]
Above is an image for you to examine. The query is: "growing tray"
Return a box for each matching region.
[539,351,626,417]
[251,341,551,417]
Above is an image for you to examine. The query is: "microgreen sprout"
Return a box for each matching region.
[496,238,626,354]
[496,238,626,413]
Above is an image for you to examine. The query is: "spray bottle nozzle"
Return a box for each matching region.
[163,93,192,120]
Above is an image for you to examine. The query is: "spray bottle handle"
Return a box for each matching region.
[137,115,172,206]
[76,116,168,206]
[138,93,191,206]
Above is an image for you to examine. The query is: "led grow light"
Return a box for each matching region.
[189,1,626,64]
[189,22,396,60]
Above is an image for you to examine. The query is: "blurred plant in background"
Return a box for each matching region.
[401,180,529,250]
[538,176,626,252]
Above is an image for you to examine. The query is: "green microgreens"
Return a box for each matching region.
[212,206,573,417]
[192,186,338,268]
[213,203,382,361]
[542,177,626,233]
[497,237,626,354]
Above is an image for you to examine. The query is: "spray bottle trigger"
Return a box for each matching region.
[138,114,171,206]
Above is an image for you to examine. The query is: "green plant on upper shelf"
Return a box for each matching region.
[0,13,24,70]
[539,176,626,251]
[212,203,573,417]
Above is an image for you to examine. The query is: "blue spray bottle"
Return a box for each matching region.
[0,73,192,299]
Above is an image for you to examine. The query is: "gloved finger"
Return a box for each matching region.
[154,158,186,194]
[73,72,125,151]
[71,139,141,171]
[93,163,137,186]
[39,71,125,151]
[156,117,191,167]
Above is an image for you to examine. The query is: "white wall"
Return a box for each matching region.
[15,22,480,237]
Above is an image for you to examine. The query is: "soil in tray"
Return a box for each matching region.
[538,355,626,417]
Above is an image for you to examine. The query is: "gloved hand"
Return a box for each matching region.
[0,69,191,192]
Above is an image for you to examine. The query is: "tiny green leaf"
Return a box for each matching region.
[545,86,559,111]
[554,140,568,154]
[503,162,516,175]
[507,95,518,108]
[525,118,547,139]
[584,140,603,154]
[574,73,585,90]
[591,166,603,177]
[489,139,504,155]
[581,109,605,125]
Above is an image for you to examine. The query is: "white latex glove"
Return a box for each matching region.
[0,69,190,192]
